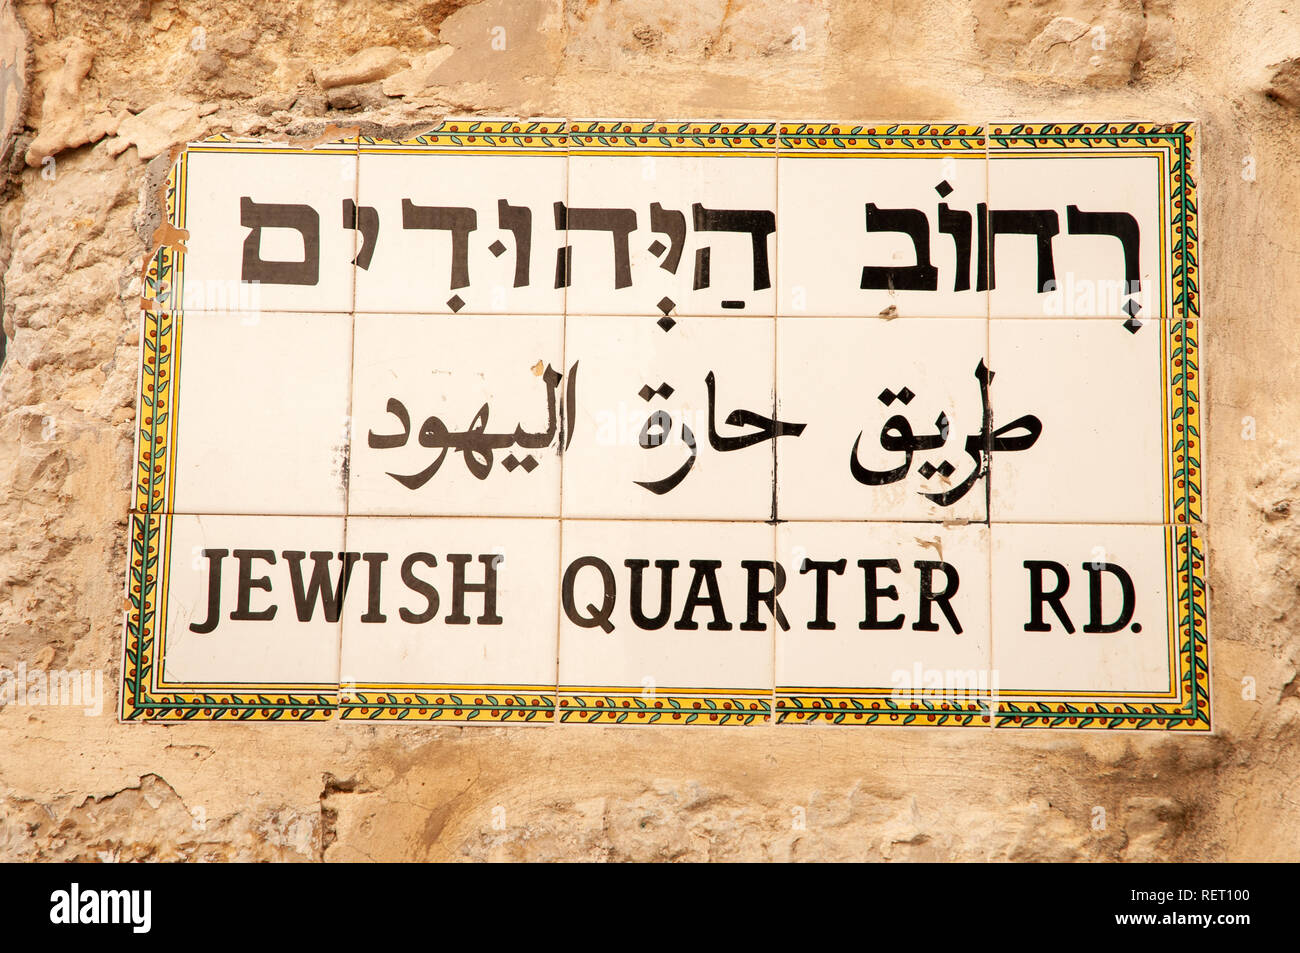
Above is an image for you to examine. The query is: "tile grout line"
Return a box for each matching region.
[176,308,1180,321]
[551,120,571,726]
[770,124,780,723]
[334,134,361,721]
[985,121,997,731]
[136,509,1205,527]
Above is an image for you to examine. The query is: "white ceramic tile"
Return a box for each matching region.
[338,517,559,714]
[348,313,565,517]
[564,152,777,316]
[157,514,343,687]
[991,523,1174,696]
[169,310,352,516]
[179,143,357,313]
[353,150,567,314]
[557,519,775,723]
[988,319,1165,523]
[777,152,988,318]
[987,153,1165,319]
[776,317,989,522]
[561,315,778,520]
[776,521,991,705]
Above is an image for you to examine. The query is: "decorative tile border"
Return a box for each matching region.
[779,122,985,152]
[776,697,993,727]
[122,121,1208,729]
[1168,318,1203,525]
[558,691,770,726]
[569,120,776,152]
[359,118,567,152]
[131,307,177,516]
[340,688,553,723]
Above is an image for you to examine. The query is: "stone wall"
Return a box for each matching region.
[0,0,1295,861]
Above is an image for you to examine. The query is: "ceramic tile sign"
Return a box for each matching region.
[123,121,1208,731]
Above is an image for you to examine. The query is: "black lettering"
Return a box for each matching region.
[562,556,615,633]
[230,549,277,622]
[675,559,732,631]
[858,558,903,630]
[399,553,440,624]
[360,552,388,623]
[189,548,227,633]
[284,551,359,623]
[446,553,503,625]
[913,560,961,633]
[1082,561,1137,633]
[741,560,788,631]
[625,558,676,630]
[801,558,846,630]
[1025,560,1074,633]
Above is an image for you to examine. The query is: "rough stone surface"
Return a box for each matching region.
[0,0,1295,862]
[23,37,117,166]
[972,0,1179,87]
[108,97,203,159]
[0,0,26,171]
[315,46,407,90]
